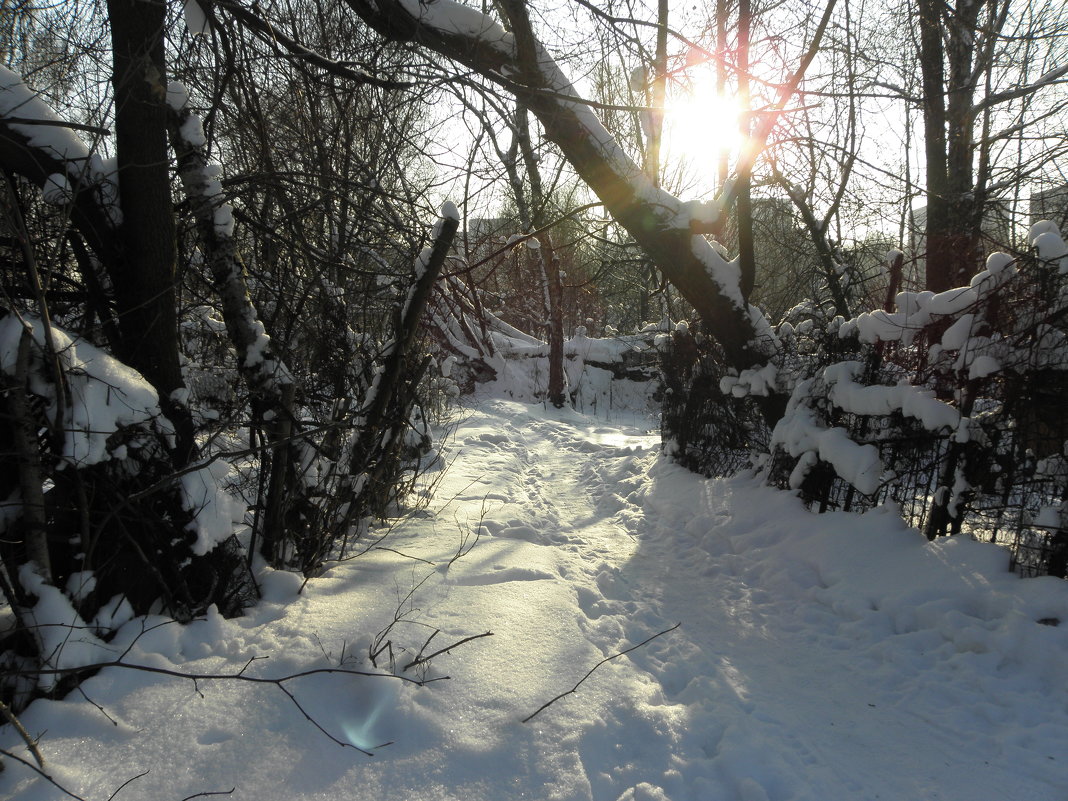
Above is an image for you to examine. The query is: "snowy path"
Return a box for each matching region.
[3,398,1068,801]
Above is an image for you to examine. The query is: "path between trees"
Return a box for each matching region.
[3,398,1067,800]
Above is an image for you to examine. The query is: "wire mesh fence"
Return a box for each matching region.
[662,249,1068,579]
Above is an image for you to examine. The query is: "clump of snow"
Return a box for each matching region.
[213,203,235,237]
[166,81,190,111]
[398,0,512,42]
[941,313,975,351]
[65,571,97,603]
[41,172,72,205]
[1029,219,1060,242]
[1030,222,1068,272]
[822,361,959,430]
[440,200,460,221]
[0,66,90,163]
[720,362,779,398]
[179,113,207,148]
[183,0,212,36]
[20,564,114,691]
[771,385,885,494]
[0,315,164,467]
[91,594,135,636]
[1,66,126,225]
[180,458,240,556]
[968,354,1001,379]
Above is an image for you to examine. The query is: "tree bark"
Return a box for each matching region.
[107,0,193,458]
[919,0,986,292]
[736,0,756,304]
[344,212,459,526]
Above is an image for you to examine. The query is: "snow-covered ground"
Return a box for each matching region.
[3,396,1068,801]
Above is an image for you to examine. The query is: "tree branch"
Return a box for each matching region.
[522,623,680,723]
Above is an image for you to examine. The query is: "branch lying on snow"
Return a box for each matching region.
[403,630,494,672]
[15,658,438,757]
[0,747,94,801]
[179,791,237,801]
[522,623,681,723]
[0,746,234,801]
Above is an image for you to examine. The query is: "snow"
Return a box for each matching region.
[1028,222,1068,272]
[841,276,1002,348]
[0,66,90,164]
[179,114,207,148]
[3,396,1068,800]
[399,0,511,42]
[968,354,1001,379]
[180,459,242,556]
[166,81,190,111]
[19,565,115,693]
[183,0,212,36]
[440,200,460,221]
[40,173,71,205]
[822,361,959,430]
[720,362,779,398]
[692,236,744,307]
[0,315,165,467]
[771,392,885,494]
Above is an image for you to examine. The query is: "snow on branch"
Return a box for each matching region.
[0,66,122,250]
[976,63,1068,115]
[346,0,779,370]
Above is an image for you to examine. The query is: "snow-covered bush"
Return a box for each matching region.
[663,228,1068,577]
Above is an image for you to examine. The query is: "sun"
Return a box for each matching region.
[663,72,745,191]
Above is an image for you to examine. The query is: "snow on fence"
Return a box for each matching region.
[663,224,1068,579]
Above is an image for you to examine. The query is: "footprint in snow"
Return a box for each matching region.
[472,432,512,445]
[449,566,556,586]
[496,524,550,545]
[197,729,233,746]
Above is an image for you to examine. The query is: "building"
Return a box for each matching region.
[1030,185,1068,232]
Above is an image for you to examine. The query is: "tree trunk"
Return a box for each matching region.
[107,0,193,459]
[542,237,566,408]
[736,0,756,304]
[919,0,985,292]
[344,212,459,527]
[7,330,51,581]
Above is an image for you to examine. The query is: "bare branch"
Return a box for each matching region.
[522,623,680,723]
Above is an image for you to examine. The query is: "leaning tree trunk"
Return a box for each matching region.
[343,210,460,531]
[345,0,779,380]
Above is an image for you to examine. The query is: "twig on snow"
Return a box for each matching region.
[0,698,44,768]
[105,770,149,800]
[402,631,494,672]
[178,790,236,801]
[522,623,681,724]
